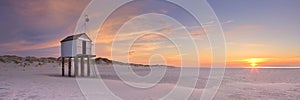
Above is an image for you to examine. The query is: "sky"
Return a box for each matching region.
[0,0,299,67]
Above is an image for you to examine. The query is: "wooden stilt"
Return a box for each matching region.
[81,57,84,76]
[87,57,90,76]
[74,57,78,77]
[62,57,65,76]
[68,58,72,77]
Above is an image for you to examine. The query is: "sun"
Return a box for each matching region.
[246,58,265,67]
[249,58,258,67]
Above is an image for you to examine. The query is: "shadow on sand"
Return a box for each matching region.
[42,74,76,78]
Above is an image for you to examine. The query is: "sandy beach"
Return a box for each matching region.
[1,62,300,100]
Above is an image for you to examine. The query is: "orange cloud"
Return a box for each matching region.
[0,38,60,52]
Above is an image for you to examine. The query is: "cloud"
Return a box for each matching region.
[131,42,161,52]
[0,0,210,66]
[0,39,60,52]
[0,45,60,57]
[202,20,215,27]
[11,0,90,24]
[0,0,90,57]
[222,19,234,24]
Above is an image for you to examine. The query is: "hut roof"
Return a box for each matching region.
[60,33,91,42]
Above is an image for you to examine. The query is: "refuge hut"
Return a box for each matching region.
[60,33,96,77]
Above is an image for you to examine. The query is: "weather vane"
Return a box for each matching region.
[85,15,89,23]
[83,14,89,33]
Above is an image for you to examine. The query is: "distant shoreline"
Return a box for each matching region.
[0,55,299,68]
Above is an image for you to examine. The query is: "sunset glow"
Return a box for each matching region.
[248,58,264,67]
[235,58,268,67]
[0,0,300,67]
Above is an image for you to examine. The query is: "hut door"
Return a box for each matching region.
[82,41,86,54]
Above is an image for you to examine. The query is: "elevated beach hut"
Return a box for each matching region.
[60,33,96,77]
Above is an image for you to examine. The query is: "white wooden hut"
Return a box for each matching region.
[60,33,95,77]
[61,33,93,57]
